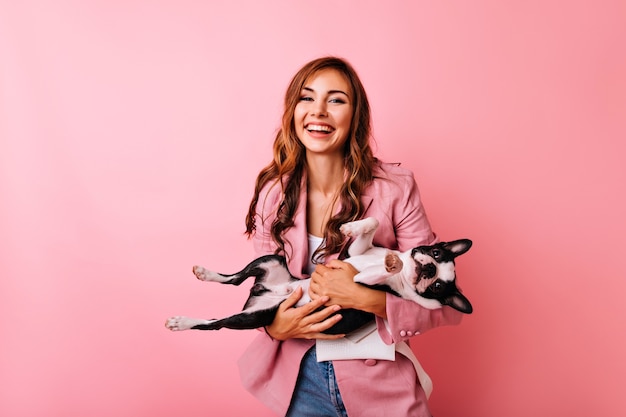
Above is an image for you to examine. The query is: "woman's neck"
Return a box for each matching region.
[305,153,345,237]
[306,153,345,196]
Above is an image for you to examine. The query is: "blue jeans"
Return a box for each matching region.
[286,347,349,417]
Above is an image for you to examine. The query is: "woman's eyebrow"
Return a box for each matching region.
[302,86,349,97]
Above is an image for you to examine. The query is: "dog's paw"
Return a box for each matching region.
[165,316,196,331]
[340,217,379,238]
[384,252,403,273]
[193,265,220,282]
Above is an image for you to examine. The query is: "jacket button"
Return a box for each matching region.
[400,330,407,337]
[364,359,377,366]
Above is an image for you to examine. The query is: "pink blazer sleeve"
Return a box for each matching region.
[371,164,464,343]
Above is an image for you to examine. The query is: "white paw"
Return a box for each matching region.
[165,316,195,331]
[193,265,219,282]
[340,217,379,237]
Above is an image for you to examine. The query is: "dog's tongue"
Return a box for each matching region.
[416,277,436,294]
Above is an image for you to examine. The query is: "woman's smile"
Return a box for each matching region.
[305,122,335,135]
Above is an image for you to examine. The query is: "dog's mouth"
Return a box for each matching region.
[414,262,438,294]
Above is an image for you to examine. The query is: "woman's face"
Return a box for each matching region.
[294,69,353,158]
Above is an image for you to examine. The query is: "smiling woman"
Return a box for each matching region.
[239,56,464,417]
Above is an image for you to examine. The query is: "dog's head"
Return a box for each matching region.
[410,239,473,314]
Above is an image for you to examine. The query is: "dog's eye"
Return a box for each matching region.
[429,281,443,294]
[432,249,440,259]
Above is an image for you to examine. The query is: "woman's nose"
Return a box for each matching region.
[311,101,328,117]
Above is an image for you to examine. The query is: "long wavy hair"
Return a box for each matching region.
[245,56,378,261]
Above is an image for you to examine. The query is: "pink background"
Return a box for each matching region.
[1,1,625,416]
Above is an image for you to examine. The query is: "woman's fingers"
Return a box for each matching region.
[301,289,331,312]
[298,309,344,340]
[304,303,341,324]
[323,259,348,269]
[299,304,345,339]
[313,332,346,340]
[268,284,347,340]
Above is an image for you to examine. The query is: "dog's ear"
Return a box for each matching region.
[444,290,473,314]
[443,239,472,258]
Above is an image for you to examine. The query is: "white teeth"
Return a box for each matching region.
[307,124,333,132]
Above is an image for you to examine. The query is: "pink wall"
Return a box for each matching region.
[1,1,625,416]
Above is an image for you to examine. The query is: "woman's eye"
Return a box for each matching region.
[329,98,346,104]
[299,96,313,102]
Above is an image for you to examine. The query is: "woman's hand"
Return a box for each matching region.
[309,260,361,307]
[310,259,387,318]
[264,286,345,341]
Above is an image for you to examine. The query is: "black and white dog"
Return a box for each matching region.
[165,217,472,335]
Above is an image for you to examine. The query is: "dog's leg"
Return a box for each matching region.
[340,217,379,257]
[193,264,262,285]
[192,255,288,286]
[193,266,231,283]
[353,266,395,286]
[166,316,217,331]
[166,305,279,331]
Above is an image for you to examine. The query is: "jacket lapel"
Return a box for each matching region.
[361,194,374,217]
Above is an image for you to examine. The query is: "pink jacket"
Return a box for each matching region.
[238,163,463,416]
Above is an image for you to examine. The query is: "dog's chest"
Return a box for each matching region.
[345,247,391,271]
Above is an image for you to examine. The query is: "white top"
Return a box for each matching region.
[305,234,324,275]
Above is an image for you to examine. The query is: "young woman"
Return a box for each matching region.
[239,57,463,417]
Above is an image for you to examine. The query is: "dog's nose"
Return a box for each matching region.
[423,263,436,278]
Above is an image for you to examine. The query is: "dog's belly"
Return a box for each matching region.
[245,280,311,311]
